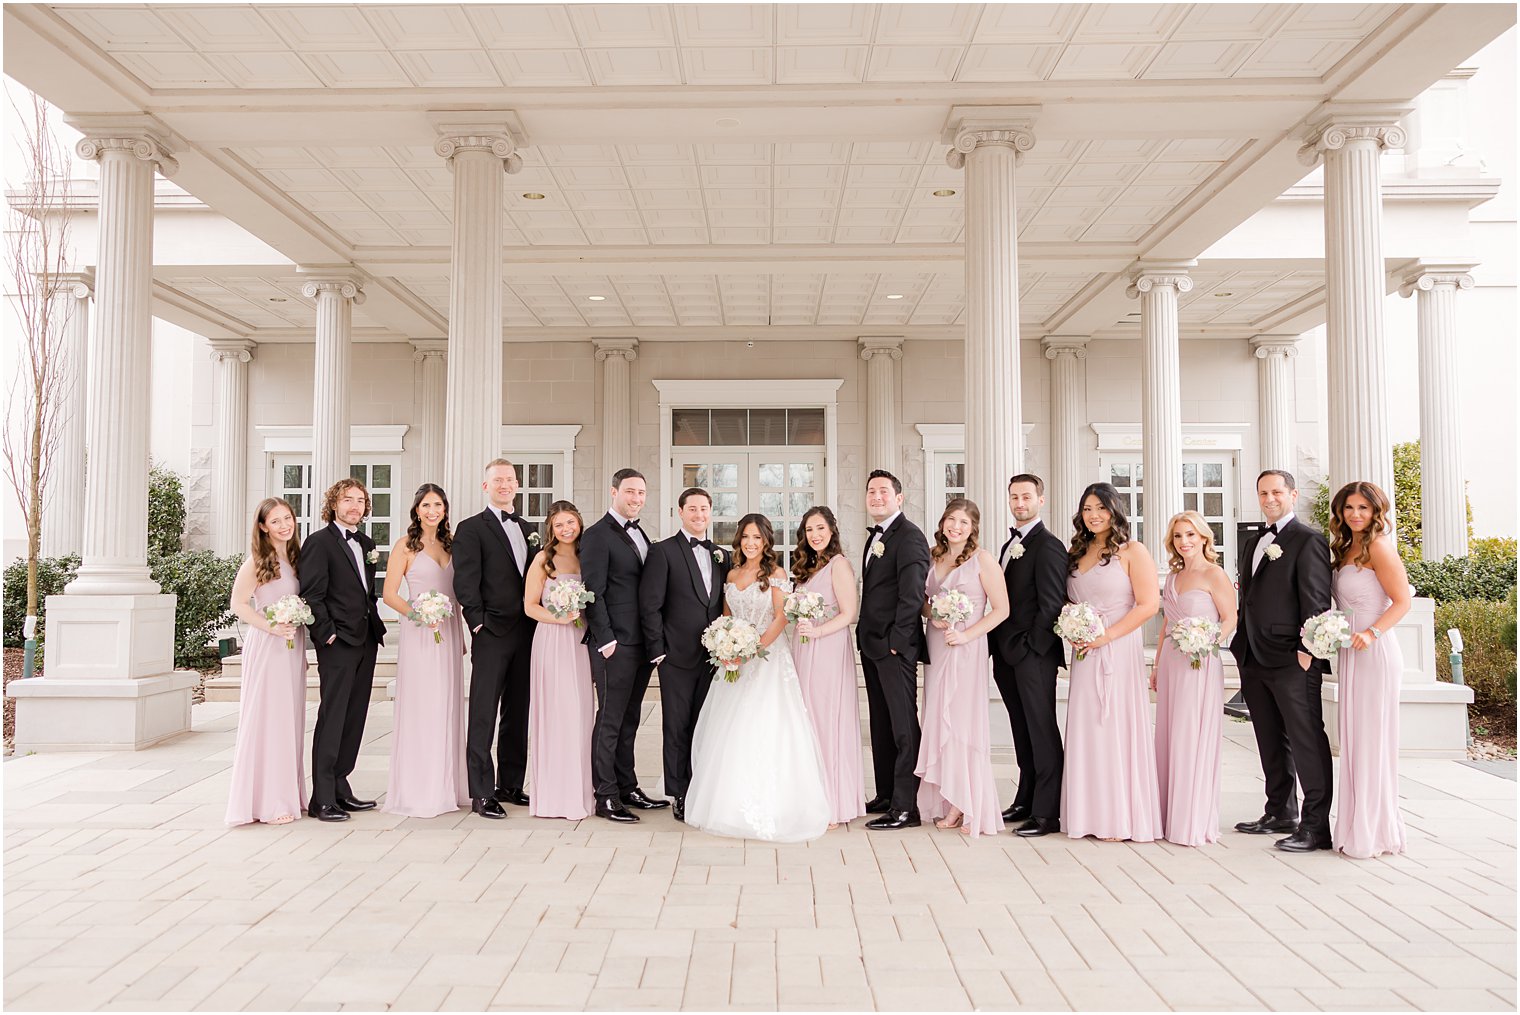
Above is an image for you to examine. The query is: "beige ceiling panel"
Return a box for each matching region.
[772,188,839,208]
[849,141,932,164]
[111,51,232,88]
[1234,37,1358,78]
[775,164,846,188]
[957,44,1063,82]
[260,6,383,50]
[618,144,696,165]
[1279,4,1400,38]
[489,50,593,87]
[675,4,772,46]
[696,143,771,164]
[834,225,898,243]
[576,208,645,229]
[624,165,700,188]
[1080,222,1150,243]
[359,190,437,212]
[708,208,771,227]
[584,228,649,245]
[846,164,921,187]
[539,144,620,165]
[330,166,414,190]
[466,5,579,49]
[775,45,868,85]
[1159,138,1242,161]
[648,227,710,245]
[774,207,833,225]
[700,165,771,188]
[684,47,773,86]
[564,189,638,210]
[873,4,980,45]
[308,147,399,168]
[239,147,320,168]
[218,51,324,88]
[1172,5,1295,41]
[633,189,706,209]
[775,142,849,164]
[772,225,834,243]
[155,5,286,51]
[842,188,913,208]
[776,5,874,46]
[361,5,480,50]
[260,167,345,191]
[1060,162,1143,185]
[570,5,677,47]
[394,50,503,87]
[1143,40,1258,79]
[1074,4,1189,44]
[1044,185,1125,206]
[54,6,190,50]
[285,191,368,212]
[1136,161,1218,185]
[972,4,1084,45]
[551,165,630,188]
[585,47,684,86]
[711,226,772,244]
[865,46,964,83]
[1050,43,1159,80]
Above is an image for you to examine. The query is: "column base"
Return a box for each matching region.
[65,564,160,597]
[9,672,197,751]
[42,593,177,680]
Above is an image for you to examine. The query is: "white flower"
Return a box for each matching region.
[871,541,886,558]
[712,548,725,564]
[1301,609,1353,660]
[1054,602,1106,661]
[409,590,454,643]
[1007,542,1026,561]
[1264,543,1283,561]
[929,590,974,627]
[365,549,380,564]
[1168,616,1222,670]
[527,531,542,546]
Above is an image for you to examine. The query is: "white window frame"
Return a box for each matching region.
[499,424,581,526]
[915,423,1035,534]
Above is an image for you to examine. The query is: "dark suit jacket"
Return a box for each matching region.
[452,507,536,638]
[640,533,729,667]
[299,522,385,648]
[580,513,647,650]
[990,519,1068,666]
[1231,515,1333,672]
[856,513,931,662]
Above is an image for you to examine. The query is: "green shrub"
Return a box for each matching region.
[1471,536,1518,562]
[1436,597,1518,711]
[149,550,241,670]
[1408,553,1517,603]
[1,554,81,650]
[148,463,187,556]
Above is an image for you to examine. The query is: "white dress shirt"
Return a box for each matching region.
[608,509,648,562]
[1252,511,1295,574]
[1000,518,1040,568]
[335,521,367,591]
[864,510,900,568]
[492,503,528,572]
[684,527,714,591]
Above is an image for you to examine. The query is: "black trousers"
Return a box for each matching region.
[465,627,532,799]
[861,651,921,811]
[658,659,713,801]
[1239,657,1333,836]
[311,636,379,807]
[589,642,654,799]
[993,648,1064,820]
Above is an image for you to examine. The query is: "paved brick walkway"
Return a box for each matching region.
[4,700,1515,1011]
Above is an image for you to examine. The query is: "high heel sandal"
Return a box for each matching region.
[935,811,964,830]
[269,814,295,826]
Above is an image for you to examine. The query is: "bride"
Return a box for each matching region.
[685,513,832,842]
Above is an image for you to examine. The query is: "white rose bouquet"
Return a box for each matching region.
[783,588,830,643]
[545,578,595,628]
[264,594,314,649]
[1054,602,1106,661]
[408,589,454,644]
[1168,616,1223,670]
[929,589,974,628]
[701,616,767,682]
[1300,609,1353,660]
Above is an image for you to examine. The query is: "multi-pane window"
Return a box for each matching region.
[271,457,399,572]
[941,455,967,507]
[672,408,826,447]
[510,459,559,531]
[1098,455,1236,569]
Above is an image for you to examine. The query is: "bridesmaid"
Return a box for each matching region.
[523,501,596,820]
[381,484,468,818]
[917,498,1010,838]
[1061,483,1162,843]
[790,506,865,829]
[1329,481,1411,859]
[226,498,309,826]
[1150,511,1236,846]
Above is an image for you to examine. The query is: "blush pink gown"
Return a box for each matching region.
[383,552,469,818]
[917,555,1004,838]
[1061,558,1162,842]
[226,563,309,826]
[1332,564,1407,859]
[528,574,596,819]
[1153,573,1223,846]
[789,558,865,825]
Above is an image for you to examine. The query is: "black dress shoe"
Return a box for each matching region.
[620,788,669,810]
[672,797,685,823]
[471,798,507,819]
[1234,814,1299,835]
[596,797,639,823]
[865,810,921,830]
[496,788,530,807]
[308,803,350,822]
[1002,803,1032,823]
[336,794,377,812]
[1274,828,1332,853]
[1015,817,1059,837]
[864,796,892,814]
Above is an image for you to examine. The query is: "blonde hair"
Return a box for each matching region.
[1164,510,1219,572]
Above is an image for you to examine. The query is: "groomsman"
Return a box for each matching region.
[1232,469,1335,852]
[990,474,1069,838]
[640,487,729,822]
[856,469,931,830]
[300,478,386,821]
[454,459,537,819]
[581,469,669,822]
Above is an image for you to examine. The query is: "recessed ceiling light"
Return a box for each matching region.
[716,116,741,128]
[586,295,606,301]
[886,294,904,300]
[522,192,545,200]
[268,297,287,303]
[933,189,957,197]
[1213,291,1235,298]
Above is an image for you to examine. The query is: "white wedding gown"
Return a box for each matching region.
[684,578,832,842]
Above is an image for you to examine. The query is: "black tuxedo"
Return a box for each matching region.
[856,513,931,811]
[453,506,537,799]
[1232,515,1334,837]
[990,519,1069,820]
[299,522,385,808]
[640,532,729,800]
[580,512,654,798]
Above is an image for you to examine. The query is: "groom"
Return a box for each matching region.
[857,469,931,830]
[640,487,729,823]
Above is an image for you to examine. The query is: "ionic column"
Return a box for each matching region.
[434,118,523,505]
[411,340,448,486]
[594,338,638,481]
[1299,106,1410,500]
[1250,335,1300,474]
[1400,263,1478,559]
[301,275,364,496]
[1128,263,1193,566]
[858,337,903,473]
[209,339,255,556]
[41,272,92,559]
[1041,336,1088,516]
[946,108,1036,524]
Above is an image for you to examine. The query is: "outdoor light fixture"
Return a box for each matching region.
[522,192,546,200]
[268,297,287,303]
[1213,291,1235,298]
[886,294,904,299]
[587,295,606,301]
[933,189,956,197]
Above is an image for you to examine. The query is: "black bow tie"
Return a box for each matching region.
[500,510,519,523]
[342,528,358,542]
[624,519,642,532]
[1009,527,1023,541]
[1264,523,1279,535]
[688,536,714,550]
[868,525,883,535]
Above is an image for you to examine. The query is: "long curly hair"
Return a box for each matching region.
[1329,481,1392,569]
[1164,510,1219,572]
[1068,482,1131,574]
[251,497,301,585]
[931,497,981,568]
[404,483,453,554]
[732,513,781,590]
[791,506,843,584]
[320,477,370,523]
[540,500,585,580]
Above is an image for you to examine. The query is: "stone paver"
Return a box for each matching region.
[4,700,1515,1011]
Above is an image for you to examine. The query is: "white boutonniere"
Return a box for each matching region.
[871,541,886,558]
[366,549,380,565]
[1007,543,1025,561]
[713,548,725,564]
[528,532,542,547]
[1264,543,1283,561]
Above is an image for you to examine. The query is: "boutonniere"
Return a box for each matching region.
[1007,543,1025,561]
[528,532,542,547]
[712,548,725,564]
[366,549,380,565]
[871,541,886,558]
[1264,544,1283,561]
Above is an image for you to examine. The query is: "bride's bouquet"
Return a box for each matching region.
[264,594,314,649]
[544,578,595,628]
[782,588,830,642]
[1054,602,1105,661]
[1168,616,1222,670]
[1300,609,1354,660]
[701,616,767,682]
[408,590,454,643]
[929,589,974,628]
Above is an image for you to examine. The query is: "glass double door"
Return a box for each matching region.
[676,450,824,567]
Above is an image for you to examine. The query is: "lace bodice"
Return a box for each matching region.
[725,575,792,629]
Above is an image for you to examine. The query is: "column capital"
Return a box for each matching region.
[1296,104,1412,167]
[43,270,93,300]
[1041,336,1089,361]
[431,113,526,174]
[1126,261,1196,297]
[942,105,1039,169]
[1398,261,1479,297]
[410,339,448,362]
[1249,334,1301,359]
[208,338,256,365]
[73,126,179,178]
[593,337,638,362]
[298,271,366,304]
[858,336,904,362]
